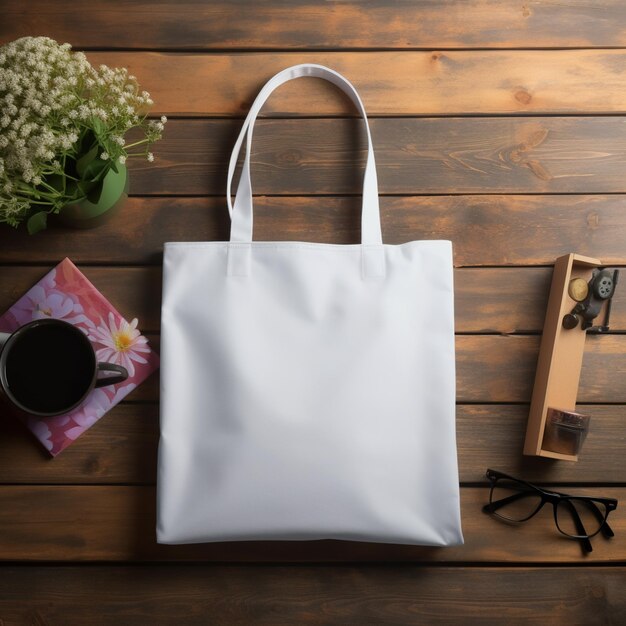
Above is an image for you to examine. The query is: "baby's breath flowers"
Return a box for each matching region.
[0,36,166,232]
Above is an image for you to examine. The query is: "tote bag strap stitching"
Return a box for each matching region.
[226,64,382,247]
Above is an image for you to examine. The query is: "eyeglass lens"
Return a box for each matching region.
[489,477,543,522]
[555,498,607,538]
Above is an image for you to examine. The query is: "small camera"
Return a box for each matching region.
[562,268,619,333]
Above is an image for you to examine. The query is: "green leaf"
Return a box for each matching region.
[87,180,105,205]
[46,174,65,193]
[82,157,108,181]
[64,180,78,199]
[92,118,105,137]
[27,211,48,235]
[76,144,100,178]
[89,163,126,207]
[76,179,97,197]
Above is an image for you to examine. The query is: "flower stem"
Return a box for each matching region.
[123,138,149,149]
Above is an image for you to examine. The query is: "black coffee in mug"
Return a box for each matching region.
[0,319,128,416]
[5,322,94,414]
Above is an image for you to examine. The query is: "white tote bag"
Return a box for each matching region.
[158,64,463,546]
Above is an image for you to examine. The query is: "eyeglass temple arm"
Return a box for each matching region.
[562,499,593,553]
[580,499,615,538]
[482,489,536,514]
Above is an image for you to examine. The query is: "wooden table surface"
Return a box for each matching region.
[1,1,626,623]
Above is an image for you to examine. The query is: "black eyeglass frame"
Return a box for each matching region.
[482,469,617,552]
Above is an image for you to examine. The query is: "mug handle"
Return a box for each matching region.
[95,362,129,388]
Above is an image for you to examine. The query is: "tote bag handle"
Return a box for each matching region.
[227,64,383,249]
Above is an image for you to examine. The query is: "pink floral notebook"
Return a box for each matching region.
[0,258,159,456]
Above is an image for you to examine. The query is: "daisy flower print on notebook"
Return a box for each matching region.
[89,313,150,378]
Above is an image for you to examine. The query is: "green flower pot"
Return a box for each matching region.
[59,163,129,229]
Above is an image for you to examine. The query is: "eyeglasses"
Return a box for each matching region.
[482,469,618,553]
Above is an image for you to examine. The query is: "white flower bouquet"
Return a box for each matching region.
[0,36,166,233]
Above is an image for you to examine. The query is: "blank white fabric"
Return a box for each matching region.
[157,64,463,545]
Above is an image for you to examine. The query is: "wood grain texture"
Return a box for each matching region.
[0,266,164,331]
[99,333,626,405]
[455,334,626,403]
[0,404,159,484]
[0,265,572,334]
[125,118,626,195]
[4,1,626,50]
[0,485,622,562]
[3,263,626,336]
[2,404,626,485]
[0,317,619,406]
[57,51,626,116]
[0,565,624,626]
[1,194,625,266]
[2,0,626,617]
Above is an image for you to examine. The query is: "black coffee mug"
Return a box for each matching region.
[0,318,128,417]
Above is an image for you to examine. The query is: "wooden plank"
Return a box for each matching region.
[0,485,623,562]
[0,565,624,625]
[2,403,626,485]
[4,1,626,50]
[0,266,164,332]
[0,266,544,334]
[457,405,626,483]
[0,265,558,334]
[0,330,616,405]
[55,51,626,116]
[125,117,626,195]
[122,334,626,404]
[455,267,553,334]
[1,194,625,266]
[0,331,614,407]
[0,404,159,484]
[456,334,626,403]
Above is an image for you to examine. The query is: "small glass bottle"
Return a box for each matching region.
[542,408,591,456]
